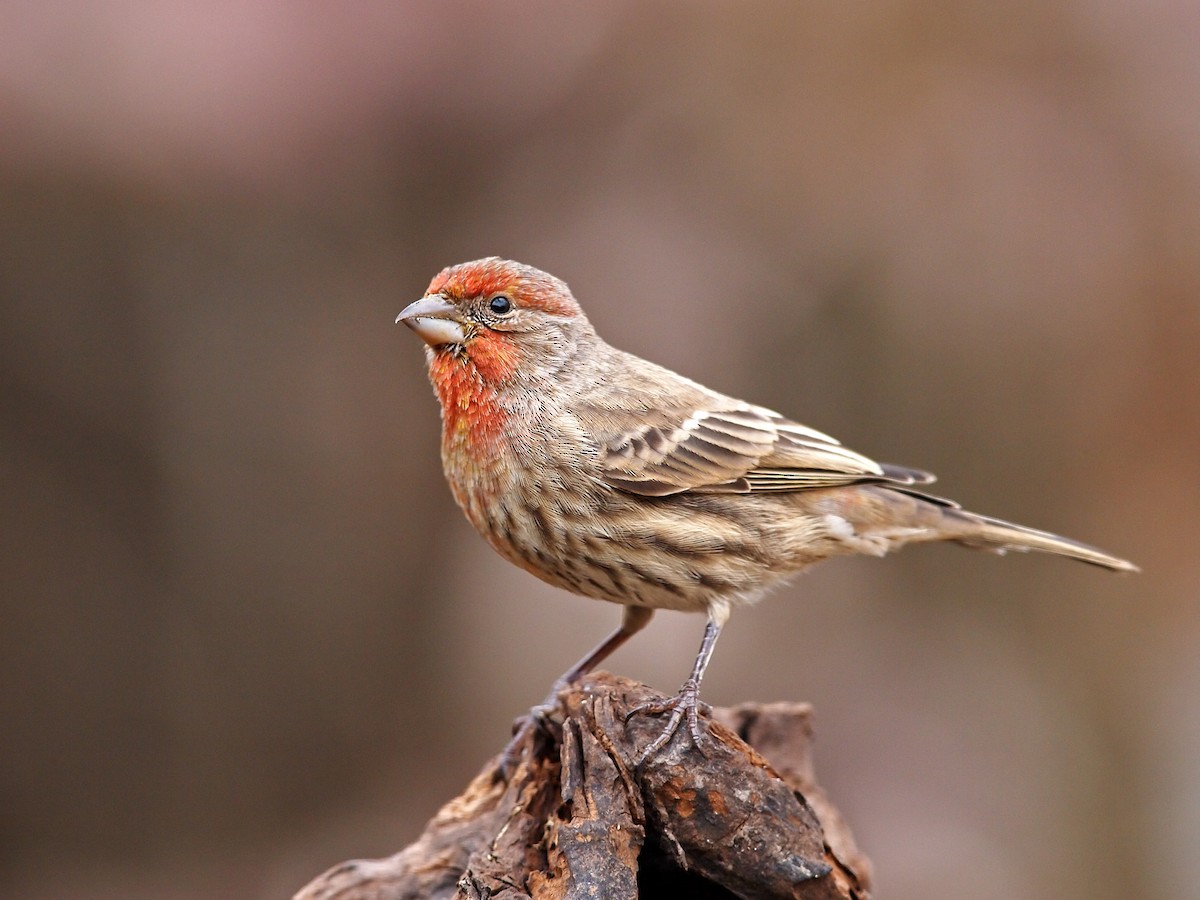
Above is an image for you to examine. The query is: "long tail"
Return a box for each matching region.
[865,483,1139,572]
[945,507,1139,572]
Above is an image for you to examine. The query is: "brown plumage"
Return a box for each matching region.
[398,257,1137,764]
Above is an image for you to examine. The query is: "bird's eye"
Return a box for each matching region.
[488,295,513,315]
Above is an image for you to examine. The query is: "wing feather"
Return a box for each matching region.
[596,404,933,497]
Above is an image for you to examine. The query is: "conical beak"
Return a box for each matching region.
[396,296,466,347]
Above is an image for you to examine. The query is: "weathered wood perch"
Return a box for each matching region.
[296,673,872,899]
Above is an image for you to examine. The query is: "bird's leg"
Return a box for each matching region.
[525,605,652,726]
[627,611,726,766]
[499,605,653,777]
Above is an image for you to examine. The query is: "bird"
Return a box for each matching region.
[396,257,1137,765]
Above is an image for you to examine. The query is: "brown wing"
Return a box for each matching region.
[596,404,934,497]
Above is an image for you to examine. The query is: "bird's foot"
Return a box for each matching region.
[497,680,570,780]
[626,679,713,766]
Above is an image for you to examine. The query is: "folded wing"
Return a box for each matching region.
[596,405,933,497]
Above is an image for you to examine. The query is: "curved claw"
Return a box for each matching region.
[497,684,569,780]
[627,680,714,766]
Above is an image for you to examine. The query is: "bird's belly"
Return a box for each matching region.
[453,473,805,614]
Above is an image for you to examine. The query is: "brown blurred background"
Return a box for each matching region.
[1,3,1196,898]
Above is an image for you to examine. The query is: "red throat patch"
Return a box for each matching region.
[427,336,518,454]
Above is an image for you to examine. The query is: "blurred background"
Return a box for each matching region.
[1,3,1196,898]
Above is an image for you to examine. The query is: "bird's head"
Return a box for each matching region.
[397,258,593,390]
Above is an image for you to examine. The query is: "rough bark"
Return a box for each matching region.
[295,673,871,900]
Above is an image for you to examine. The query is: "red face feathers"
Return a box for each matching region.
[425,257,580,319]
[397,258,592,453]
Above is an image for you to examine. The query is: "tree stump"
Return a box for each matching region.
[295,673,872,899]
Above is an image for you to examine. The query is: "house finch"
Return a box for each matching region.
[397,257,1137,764]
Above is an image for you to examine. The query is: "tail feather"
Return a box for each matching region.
[945,508,1139,573]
